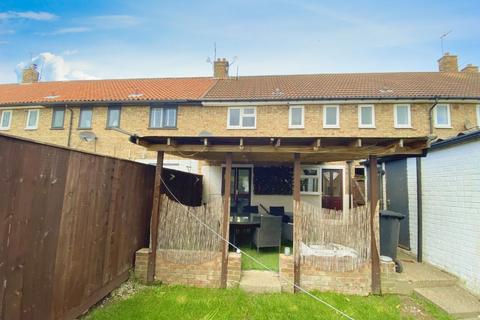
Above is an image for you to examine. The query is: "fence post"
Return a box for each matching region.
[293,153,301,293]
[368,155,381,294]
[147,151,164,283]
[220,152,232,288]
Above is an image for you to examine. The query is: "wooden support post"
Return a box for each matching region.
[293,153,301,293]
[220,153,232,288]
[147,151,164,283]
[368,155,381,294]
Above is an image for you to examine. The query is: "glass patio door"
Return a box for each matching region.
[222,167,252,215]
[322,169,343,210]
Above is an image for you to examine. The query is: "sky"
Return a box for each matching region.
[0,0,479,83]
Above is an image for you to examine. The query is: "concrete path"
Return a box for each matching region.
[239,270,281,293]
[415,286,480,319]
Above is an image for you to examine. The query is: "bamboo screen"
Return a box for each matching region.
[157,195,223,264]
[298,202,376,272]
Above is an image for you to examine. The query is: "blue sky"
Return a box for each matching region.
[0,0,479,83]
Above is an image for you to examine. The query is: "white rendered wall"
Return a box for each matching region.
[406,158,418,256]
[417,140,480,295]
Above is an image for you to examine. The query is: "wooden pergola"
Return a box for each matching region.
[132,135,429,294]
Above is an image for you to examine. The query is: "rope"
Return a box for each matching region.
[159,176,356,320]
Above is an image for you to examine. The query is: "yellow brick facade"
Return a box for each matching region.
[0,103,478,160]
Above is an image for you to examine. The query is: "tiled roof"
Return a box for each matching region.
[0,77,216,106]
[203,72,480,100]
[0,72,479,106]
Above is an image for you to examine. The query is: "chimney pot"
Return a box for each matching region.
[22,64,40,83]
[213,58,229,79]
[461,64,479,73]
[438,53,458,72]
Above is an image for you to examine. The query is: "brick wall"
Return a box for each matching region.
[134,249,241,288]
[0,103,476,161]
[411,139,480,295]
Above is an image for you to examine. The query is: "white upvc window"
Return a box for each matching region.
[476,105,480,127]
[0,110,12,130]
[434,104,451,128]
[358,104,375,128]
[25,109,39,130]
[394,104,412,128]
[300,167,320,194]
[288,105,304,128]
[227,107,256,129]
[323,105,340,128]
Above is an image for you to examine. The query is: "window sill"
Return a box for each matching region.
[226,127,257,130]
[323,126,340,129]
[25,128,38,131]
[0,128,10,131]
[148,127,178,130]
[105,126,121,130]
[288,126,305,129]
[78,127,92,130]
[50,127,65,130]
[394,125,413,129]
[358,126,376,129]
[434,125,452,129]
[301,192,320,196]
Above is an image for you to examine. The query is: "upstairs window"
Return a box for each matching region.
[51,107,65,129]
[434,104,451,128]
[26,109,39,130]
[289,105,304,128]
[358,104,375,128]
[323,105,340,128]
[150,106,177,128]
[227,107,256,129]
[300,167,319,194]
[0,110,12,130]
[394,104,411,128]
[107,105,121,128]
[79,107,93,129]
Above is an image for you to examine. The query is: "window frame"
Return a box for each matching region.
[476,105,480,127]
[394,104,412,128]
[433,104,451,128]
[323,105,340,128]
[149,105,177,129]
[0,110,12,130]
[288,105,305,129]
[51,107,65,129]
[227,106,257,129]
[25,109,40,130]
[300,166,320,195]
[78,106,93,129]
[358,104,375,128]
[106,105,122,129]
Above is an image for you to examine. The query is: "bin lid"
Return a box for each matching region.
[380,210,405,219]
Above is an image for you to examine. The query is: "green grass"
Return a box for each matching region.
[85,284,454,320]
[239,242,291,272]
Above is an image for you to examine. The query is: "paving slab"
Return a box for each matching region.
[239,270,281,293]
[415,286,480,319]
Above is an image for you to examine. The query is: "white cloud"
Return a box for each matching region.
[0,29,15,35]
[15,52,97,82]
[62,49,79,56]
[38,27,91,36]
[0,11,57,21]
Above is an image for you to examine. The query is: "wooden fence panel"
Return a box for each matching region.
[0,134,156,320]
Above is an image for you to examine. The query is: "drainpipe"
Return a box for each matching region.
[67,105,74,147]
[416,157,423,262]
[428,97,439,135]
[347,160,352,209]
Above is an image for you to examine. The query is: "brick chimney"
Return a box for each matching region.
[438,53,458,72]
[22,64,40,83]
[214,58,229,79]
[461,63,479,73]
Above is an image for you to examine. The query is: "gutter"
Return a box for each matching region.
[0,99,204,108]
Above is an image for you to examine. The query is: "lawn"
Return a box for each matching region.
[84,282,453,320]
[239,244,289,272]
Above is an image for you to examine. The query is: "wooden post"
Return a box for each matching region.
[147,151,164,283]
[220,152,232,288]
[293,153,301,292]
[368,155,381,294]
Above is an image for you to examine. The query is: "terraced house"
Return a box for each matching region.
[1,52,480,294]
[0,53,479,214]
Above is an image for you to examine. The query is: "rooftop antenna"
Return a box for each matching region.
[440,30,452,55]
